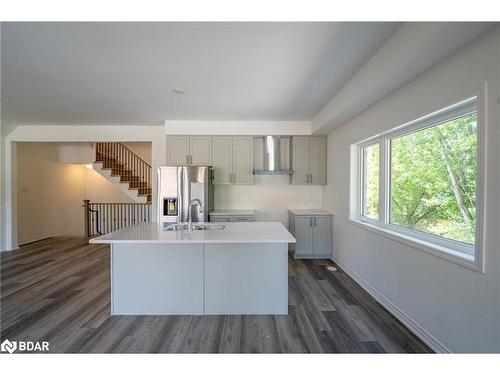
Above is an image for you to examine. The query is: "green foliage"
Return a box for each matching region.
[389,113,477,244]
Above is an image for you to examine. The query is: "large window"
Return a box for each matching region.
[389,112,477,245]
[351,97,482,270]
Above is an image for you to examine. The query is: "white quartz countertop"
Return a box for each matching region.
[288,209,334,215]
[89,222,295,244]
[209,209,255,216]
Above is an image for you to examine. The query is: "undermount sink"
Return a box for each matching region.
[164,223,225,231]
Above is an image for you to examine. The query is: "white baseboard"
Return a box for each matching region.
[331,254,451,353]
[18,234,52,246]
[0,242,19,251]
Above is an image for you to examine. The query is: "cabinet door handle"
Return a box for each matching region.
[310,174,313,183]
[310,217,313,227]
[190,155,193,164]
[313,217,317,226]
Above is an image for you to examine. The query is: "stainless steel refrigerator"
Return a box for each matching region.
[157,166,214,225]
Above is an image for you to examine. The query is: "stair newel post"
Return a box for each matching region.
[83,199,90,237]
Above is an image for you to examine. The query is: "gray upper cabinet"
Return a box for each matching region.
[291,136,310,184]
[167,136,212,165]
[232,136,253,185]
[211,136,233,185]
[166,136,190,164]
[189,136,212,165]
[212,136,253,185]
[167,135,253,185]
[310,137,327,185]
[290,136,327,185]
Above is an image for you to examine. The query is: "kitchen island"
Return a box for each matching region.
[90,222,295,315]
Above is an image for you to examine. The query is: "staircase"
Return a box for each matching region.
[93,142,152,203]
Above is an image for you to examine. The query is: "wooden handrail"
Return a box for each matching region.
[117,143,152,168]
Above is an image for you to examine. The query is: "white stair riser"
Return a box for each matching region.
[92,162,147,203]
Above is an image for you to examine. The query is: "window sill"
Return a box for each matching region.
[348,219,483,273]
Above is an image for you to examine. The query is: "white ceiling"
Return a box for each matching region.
[1,22,400,126]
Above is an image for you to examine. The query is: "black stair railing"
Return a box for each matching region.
[95,142,152,202]
[83,200,152,237]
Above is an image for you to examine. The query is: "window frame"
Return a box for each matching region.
[350,96,485,272]
[359,142,380,223]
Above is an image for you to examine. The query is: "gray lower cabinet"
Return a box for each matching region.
[210,214,255,222]
[289,211,332,259]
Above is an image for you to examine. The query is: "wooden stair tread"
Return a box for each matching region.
[95,142,152,203]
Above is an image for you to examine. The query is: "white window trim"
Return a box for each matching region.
[350,94,486,273]
[359,142,380,223]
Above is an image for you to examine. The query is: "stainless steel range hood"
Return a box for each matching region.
[253,136,294,175]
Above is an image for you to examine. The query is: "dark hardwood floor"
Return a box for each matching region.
[0,237,432,353]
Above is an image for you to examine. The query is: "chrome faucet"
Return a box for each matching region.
[188,198,204,231]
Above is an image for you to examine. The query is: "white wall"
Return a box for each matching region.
[122,142,152,165]
[165,121,311,135]
[16,142,139,243]
[17,143,87,242]
[1,125,166,250]
[324,28,500,352]
[85,167,135,203]
[58,142,94,164]
[214,176,323,225]
[312,23,495,134]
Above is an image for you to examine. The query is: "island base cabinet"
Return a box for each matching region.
[111,244,204,315]
[110,242,288,315]
[204,243,288,315]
